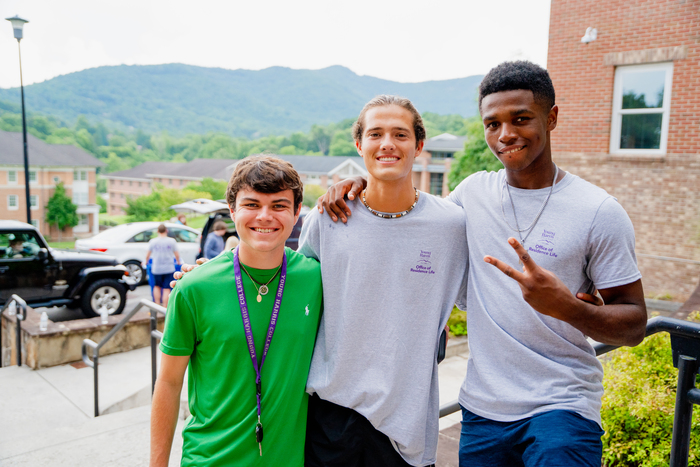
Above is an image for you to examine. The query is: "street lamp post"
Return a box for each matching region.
[5,15,31,224]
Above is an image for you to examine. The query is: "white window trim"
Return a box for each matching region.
[8,195,19,210]
[28,170,37,184]
[8,170,17,184]
[30,195,39,210]
[610,62,673,156]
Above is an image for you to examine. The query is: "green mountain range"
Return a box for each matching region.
[0,64,482,137]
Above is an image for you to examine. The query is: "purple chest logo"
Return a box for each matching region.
[528,229,558,258]
[410,250,436,275]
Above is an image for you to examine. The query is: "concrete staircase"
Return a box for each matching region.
[0,348,186,466]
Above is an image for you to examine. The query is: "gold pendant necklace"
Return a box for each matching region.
[240,263,282,302]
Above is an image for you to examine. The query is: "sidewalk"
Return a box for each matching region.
[0,344,468,466]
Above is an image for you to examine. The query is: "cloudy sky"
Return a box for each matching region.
[0,0,551,89]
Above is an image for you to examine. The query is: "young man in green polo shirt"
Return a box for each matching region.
[150,155,323,466]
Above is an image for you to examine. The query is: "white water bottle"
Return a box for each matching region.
[40,311,48,331]
[100,308,109,324]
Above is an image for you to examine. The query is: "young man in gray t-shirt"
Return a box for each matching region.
[320,61,647,467]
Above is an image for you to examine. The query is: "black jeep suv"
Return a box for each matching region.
[0,220,136,318]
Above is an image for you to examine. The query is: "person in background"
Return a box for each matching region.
[176,214,187,225]
[144,224,181,307]
[224,235,240,251]
[203,221,227,259]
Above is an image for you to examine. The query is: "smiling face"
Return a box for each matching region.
[230,187,300,264]
[481,89,558,175]
[356,105,424,183]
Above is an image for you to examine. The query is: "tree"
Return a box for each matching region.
[447,118,503,190]
[45,182,79,242]
[303,184,327,208]
[185,178,227,200]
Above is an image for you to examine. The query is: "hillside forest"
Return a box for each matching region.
[0,99,484,175]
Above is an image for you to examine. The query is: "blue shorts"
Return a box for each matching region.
[152,272,174,289]
[459,407,604,467]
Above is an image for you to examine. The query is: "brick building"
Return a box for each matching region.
[104,156,367,215]
[547,0,700,300]
[413,133,468,197]
[0,130,103,239]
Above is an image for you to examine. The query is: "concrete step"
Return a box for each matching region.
[0,405,185,466]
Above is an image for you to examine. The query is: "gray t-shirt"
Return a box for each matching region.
[148,236,178,275]
[298,192,468,466]
[448,170,641,426]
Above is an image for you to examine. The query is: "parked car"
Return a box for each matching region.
[74,222,201,285]
[186,202,308,259]
[0,220,136,318]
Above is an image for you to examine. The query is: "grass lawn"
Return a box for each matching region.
[100,214,130,225]
[48,241,75,249]
[185,215,209,230]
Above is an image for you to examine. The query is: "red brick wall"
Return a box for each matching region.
[548,0,700,301]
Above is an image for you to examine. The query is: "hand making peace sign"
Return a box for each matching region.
[484,237,603,322]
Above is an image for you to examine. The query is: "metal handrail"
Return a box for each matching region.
[0,294,27,368]
[81,299,165,417]
[438,316,700,467]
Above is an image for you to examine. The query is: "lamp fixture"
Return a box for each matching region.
[581,27,597,44]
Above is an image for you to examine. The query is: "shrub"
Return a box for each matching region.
[601,314,700,466]
[448,306,467,336]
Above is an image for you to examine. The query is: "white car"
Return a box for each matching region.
[75,222,201,284]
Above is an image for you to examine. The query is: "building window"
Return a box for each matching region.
[430,173,444,196]
[74,170,87,181]
[139,181,142,187]
[78,214,89,227]
[53,176,60,183]
[30,195,38,209]
[8,195,18,210]
[431,151,454,160]
[73,192,88,205]
[30,219,39,229]
[610,62,673,155]
[28,170,37,183]
[8,170,17,184]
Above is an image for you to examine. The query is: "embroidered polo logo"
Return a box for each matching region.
[410,250,436,274]
[305,305,310,316]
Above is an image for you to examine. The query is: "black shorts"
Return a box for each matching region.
[305,394,433,467]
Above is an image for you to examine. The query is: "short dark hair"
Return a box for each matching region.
[478,61,555,113]
[352,95,426,148]
[226,155,303,211]
[157,224,167,234]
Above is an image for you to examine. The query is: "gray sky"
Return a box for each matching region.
[0,0,551,89]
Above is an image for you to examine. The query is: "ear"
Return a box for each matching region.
[547,105,559,132]
[415,139,424,158]
[355,139,363,157]
[229,205,236,223]
[294,203,302,222]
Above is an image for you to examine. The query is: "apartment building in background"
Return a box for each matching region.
[547,0,700,300]
[0,130,103,239]
[104,156,368,215]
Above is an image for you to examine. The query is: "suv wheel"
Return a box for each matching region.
[81,279,127,318]
[124,260,144,285]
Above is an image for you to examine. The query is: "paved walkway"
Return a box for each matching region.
[0,343,468,466]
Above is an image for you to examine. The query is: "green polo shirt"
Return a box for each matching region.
[160,247,323,466]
